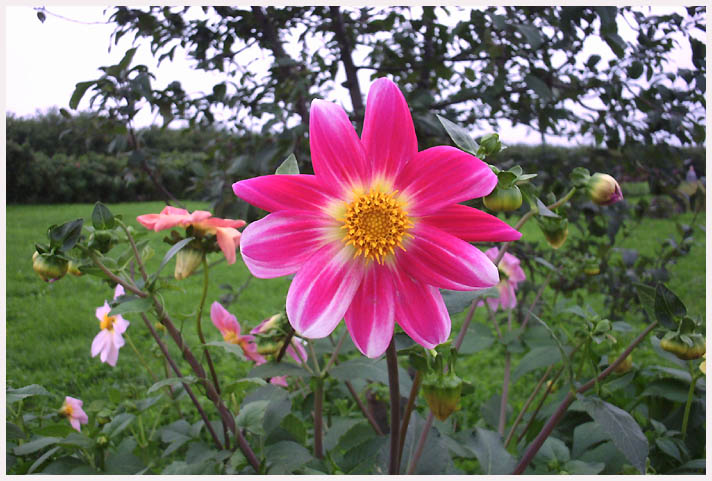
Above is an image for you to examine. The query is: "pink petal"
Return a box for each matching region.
[91,330,109,358]
[344,263,396,358]
[239,211,331,278]
[70,418,81,432]
[198,217,246,229]
[421,204,522,242]
[398,223,499,291]
[214,227,241,264]
[95,302,110,322]
[232,174,332,213]
[309,99,370,196]
[210,302,240,336]
[270,376,288,387]
[114,284,125,299]
[361,78,418,182]
[499,281,518,310]
[112,330,126,349]
[105,343,119,367]
[392,269,450,348]
[501,252,526,283]
[286,244,365,338]
[287,340,308,364]
[396,146,497,216]
[486,296,500,312]
[113,316,129,335]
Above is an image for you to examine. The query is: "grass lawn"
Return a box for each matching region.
[5,199,706,439]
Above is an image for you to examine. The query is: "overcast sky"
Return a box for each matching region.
[4,5,700,146]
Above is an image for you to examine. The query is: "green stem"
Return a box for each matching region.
[124,332,158,382]
[681,363,699,440]
[308,340,321,375]
[313,378,324,459]
[385,338,401,474]
[196,258,221,395]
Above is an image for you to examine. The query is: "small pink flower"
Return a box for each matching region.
[251,316,308,387]
[91,284,130,367]
[136,207,246,264]
[59,396,88,432]
[232,78,521,358]
[482,247,526,311]
[210,302,265,363]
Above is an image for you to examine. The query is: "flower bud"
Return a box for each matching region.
[587,173,623,206]
[90,230,114,254]
[700,353,706,375]
[174,247,204,280]
[33,251,68,282]
[483,185,523,212]
[613,353,633,373]
[422,372,463,421]
[583,260,600,276]
[660,334,706,360]
[537,217,568,249]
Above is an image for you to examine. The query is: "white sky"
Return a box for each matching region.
[3,5,701,146]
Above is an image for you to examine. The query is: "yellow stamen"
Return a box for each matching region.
[60,402,73,417]
[100,314,116,331]
[341,188,412,263]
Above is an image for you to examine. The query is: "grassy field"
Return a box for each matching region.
[5,198,706,437]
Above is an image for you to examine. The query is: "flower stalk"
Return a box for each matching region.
[385,338,401,474]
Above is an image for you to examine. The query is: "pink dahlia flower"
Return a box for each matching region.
[59,396,88,432]
[137,206,246,264]
[91,284,130,367]
[210,302,265,363]
[232,78,521,358]
[482,247,526,311]
[251,316,308,387]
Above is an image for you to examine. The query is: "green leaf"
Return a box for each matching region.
[656,437,681,462]
[512,346,563,381]
[7,384,50,404]
[7,422,26,441]
[603,33,627,58]
[466,427,515,475]
[14,436,61,456]
[441,287,498,315]
[516,24,544,49]
[633,283,656,320]
[116,47,138,74]
[48,218,84,252]
[436,115,479,155]
[266,440,314,474]
[572,421,610,458]
[28,446,60,474]
[92,202,115,230]
[324,418,360,452]
[106,438,146,474]
[236,400,269,435]
[108,296,153,316]
[329,358,412,398]
[563,459,605,475]
[69,81,95,110]
[654,284,686,329]
[640,379,691,403]
[263,396,291,436]
[628,61,644,79]
[154,237,194,279]
[524,74,553,102]
[577,395,649,474]
[247,361,310,380]
[458,321,495,355]
[102,413,136,439]
[204,341,247,360]
[147,376,199,394]
[275,153,299,175]
[59,432,95,450]
[536,437,570,463]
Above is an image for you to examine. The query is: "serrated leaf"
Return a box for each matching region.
[108,296,153,316]
[436,115,479,155]
[577,395,648,474]
[275,153,299,175]
[92,202,115,230]
[7,384,50,404]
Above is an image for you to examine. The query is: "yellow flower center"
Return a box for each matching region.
[341,189,413,263]
[100,314,116,331]
[60,403,73,417]
[224,331,249,350]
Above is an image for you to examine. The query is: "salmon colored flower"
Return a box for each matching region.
[91,284,130,367]
[481,247,526,311]
[59,396,88,432]
[137,207,246,264]
[251,315,308,387]
[232,78,521,358]
[210,302,264,363]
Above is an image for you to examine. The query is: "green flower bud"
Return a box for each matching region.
[613,353,633,374]
[174,247,204,280]
[587,173,623,206]
[537,216,568,249]
[90,230,114,254]
[67,260,84,276]
[660,334,706,360]
[422,372,463,421]
[32,251,68,282]
[483,185,523,212]
[583,260,600,276]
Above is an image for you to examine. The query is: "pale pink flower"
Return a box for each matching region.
[482,247,526,311]
[251,316,308,387]
[137,207,246,264]
[210,302,264,363]
[232,78,521,358]
[91,284,130,367]
[59,396,88,432]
